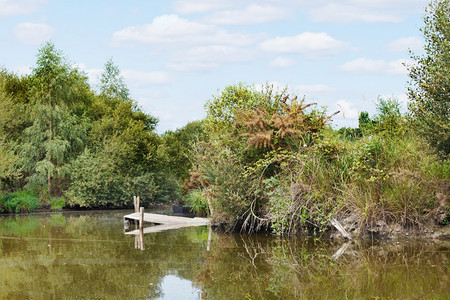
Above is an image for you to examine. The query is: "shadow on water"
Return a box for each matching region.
[0,211,448,299]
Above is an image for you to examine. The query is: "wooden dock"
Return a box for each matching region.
[123,211,210,234]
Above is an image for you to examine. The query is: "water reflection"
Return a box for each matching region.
[0,211,448,299]
[195,234,450,299]
[125,224,213,252]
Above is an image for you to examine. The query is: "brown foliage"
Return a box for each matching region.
[236,95,339,150]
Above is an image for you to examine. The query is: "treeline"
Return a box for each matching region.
[0,42,202,211]
[1,0,448,236]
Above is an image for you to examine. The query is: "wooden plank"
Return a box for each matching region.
[124,212,210,226]
[125,223,206,235]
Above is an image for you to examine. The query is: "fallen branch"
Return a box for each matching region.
[330,218,352,240]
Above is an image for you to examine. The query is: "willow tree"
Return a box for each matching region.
[407,0,449,157]
[18,42,89,196]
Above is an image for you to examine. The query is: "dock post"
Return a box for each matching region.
[136,196,140,213]
[139,207,144,230]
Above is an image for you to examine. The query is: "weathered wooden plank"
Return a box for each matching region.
[124,212,210,226]
[125,223,205,235]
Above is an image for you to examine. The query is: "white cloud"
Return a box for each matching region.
[111,14,259,47]
[167,61,219,72]
[386,36,423,52]
[177,45,252,62]
[260,32,350,59]
[269,57,295,68]
[0,0,47,16]
[308,0,425,23]
[339,57,409,75]
[310,3,401,23]
[123,70,174,86]
[335,100,359,119]
[204,4,290,25]
[172,0,237,14]
[14,22,55,45]
[168,45,254,72]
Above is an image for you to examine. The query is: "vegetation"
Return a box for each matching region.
[0,42,181,209]
[0,1,448,239]
[184,82,448,235]
[407,0,449,157]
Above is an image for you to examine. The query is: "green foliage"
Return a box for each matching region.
[358,111,374,134]
[16,42,91,196]
[98,58,130,101]
[50,197,65,211]
[0,190,39,213]
[160,121,208,181]
[0,43,179,210]
[65,150,159,208]
[407,0,450,157]
[185,189,209,216]
[192,84,341,233]
[373,98,406,135]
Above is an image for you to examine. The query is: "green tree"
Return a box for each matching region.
[373,98,406,135]
[65,59,177,207]
[0,70,31,190]
[160,121,208,181]
[98,58,129,101]
[407,0,449,156]
[17,42,90,196]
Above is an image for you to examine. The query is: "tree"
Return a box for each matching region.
[18,42,90,196]
[407,0,450,157]
[98,58,129,101]
[160,121,208,181]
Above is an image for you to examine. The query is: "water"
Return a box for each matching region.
[0,210,448,299]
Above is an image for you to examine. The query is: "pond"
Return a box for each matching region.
[0,210,448,299]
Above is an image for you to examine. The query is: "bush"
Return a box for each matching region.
[185,189,209,217]
[50,197,65,211]
[0,190,39,213]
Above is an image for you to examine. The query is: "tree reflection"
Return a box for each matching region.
[1,213,448,299]
[195,233,450,299]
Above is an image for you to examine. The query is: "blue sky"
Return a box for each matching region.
[0,0,428,133]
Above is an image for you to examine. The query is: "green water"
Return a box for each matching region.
[0,210,448,299]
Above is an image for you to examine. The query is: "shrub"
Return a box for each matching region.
[0,190,39,213]
[185,189,209,217]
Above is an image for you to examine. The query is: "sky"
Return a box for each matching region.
[0,0,429,133]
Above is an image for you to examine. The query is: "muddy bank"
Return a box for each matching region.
[329,213,450,241]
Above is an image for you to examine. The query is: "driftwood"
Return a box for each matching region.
[331,242,352,260]
[330,218,352,240]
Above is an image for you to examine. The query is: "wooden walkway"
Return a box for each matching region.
[123,212,210,235]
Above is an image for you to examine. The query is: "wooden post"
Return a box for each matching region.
[136,196,140,213]
[139,207,144,230]
[133,196,137,212]
[139,228,144,251]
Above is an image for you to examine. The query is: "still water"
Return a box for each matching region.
[0,210,448,299]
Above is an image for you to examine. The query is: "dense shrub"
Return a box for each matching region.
[0,190,39,213]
